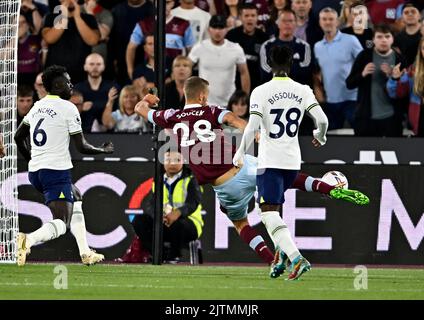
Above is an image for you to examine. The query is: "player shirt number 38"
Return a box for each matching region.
[22,95,82,172]
[251,77,319,170]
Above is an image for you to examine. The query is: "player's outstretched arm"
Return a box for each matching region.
[14,122,31,161]
[232,114,261,166]
[134,94,160,121]
[308,105,329,147]
[222,111,247,131]
[71,133,114,155]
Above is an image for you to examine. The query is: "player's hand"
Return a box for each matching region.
[391,63,406,80]
[232,151,244,168]
[101,141,114,153]
[254,132,261,143]
[142,93,160,107]
[362,62,375,77]
[312,129,326,147]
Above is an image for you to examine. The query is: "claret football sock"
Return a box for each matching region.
[240,225,274,264]
[292,173,334,194]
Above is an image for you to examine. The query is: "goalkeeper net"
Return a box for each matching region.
[0,0,20,263]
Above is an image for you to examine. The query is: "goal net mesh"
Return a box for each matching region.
[0,0,20,263]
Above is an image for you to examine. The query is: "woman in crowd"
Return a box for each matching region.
[387,38,424,136]
[102,85,151,133]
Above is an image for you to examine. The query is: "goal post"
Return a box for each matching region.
[0,0,20,264]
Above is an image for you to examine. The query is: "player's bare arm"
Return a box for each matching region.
[71,133,114,155]
[222,111,247,131]
[134,93,160,120]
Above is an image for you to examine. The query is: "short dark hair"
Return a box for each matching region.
[349,0,365,11]
[373,24,393,36]
[184,77,209,101]
[238,3,258,14]
[17,85,34,98]
[228,90,249,110]
[42,65,68,93]
[279,7,297,19]
[402,1,420,14]
[269,45,293,74]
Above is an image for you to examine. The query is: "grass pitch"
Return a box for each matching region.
[0,263,423,300]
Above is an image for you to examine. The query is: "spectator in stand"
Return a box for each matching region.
[126,0,194,80]
[346,24,406,137]
[226,2,269,90]
[17,85,34,127]
[33,72,47,100]
[365,0,405,33]
[387,38,424,136]
[339,0,355,29]
[291,0,323,48]
[189,15,251,106]
[314,7,363,130]
[265,0,292,36]
[260,8,313,86]
[172,0,212,44]
[196,0,217,14]
[18,13,44,86]
[42,0,100,84]
[238,0,270,31]
[225,0,242,29]
[74,53,115,133]
[20,0,48,35]
[227,90,249,120]
[164,55,193,110]
[393,2,422,67]
[102,85,151,133]
[109,0,154,85]
[82,0,114,62]
[311,0,342,18]
[341,1,374,50]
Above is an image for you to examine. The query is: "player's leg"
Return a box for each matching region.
[292,172,369,205]
[17,170,71,266]
[213,155,274,265]
[257,168,311,280]
[70,184,104,265]
[230,214,274,265]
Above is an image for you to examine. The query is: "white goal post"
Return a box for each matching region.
[0,0,20,264]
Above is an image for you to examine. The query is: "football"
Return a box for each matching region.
[321,171,349,189]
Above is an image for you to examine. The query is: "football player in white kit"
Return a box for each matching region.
[14,65,114,266]
[234,45,330,280]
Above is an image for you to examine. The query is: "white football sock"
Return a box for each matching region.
[26,219,67,248]
[70,201,91,256]
[260,211,300,261]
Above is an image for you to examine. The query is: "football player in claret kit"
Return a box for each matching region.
[233,45,368,280]
[135,76,369,279]
[14,65,114,266]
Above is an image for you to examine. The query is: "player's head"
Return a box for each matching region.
[164,151,184,177]
[268,45,293,76]
[184,76,209,106]
[42,65,73,100]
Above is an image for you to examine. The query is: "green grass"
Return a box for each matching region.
[0,263,423,300]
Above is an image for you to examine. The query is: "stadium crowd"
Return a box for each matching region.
[15,0,424,136]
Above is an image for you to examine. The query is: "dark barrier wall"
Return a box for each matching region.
[15,135,424,265]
